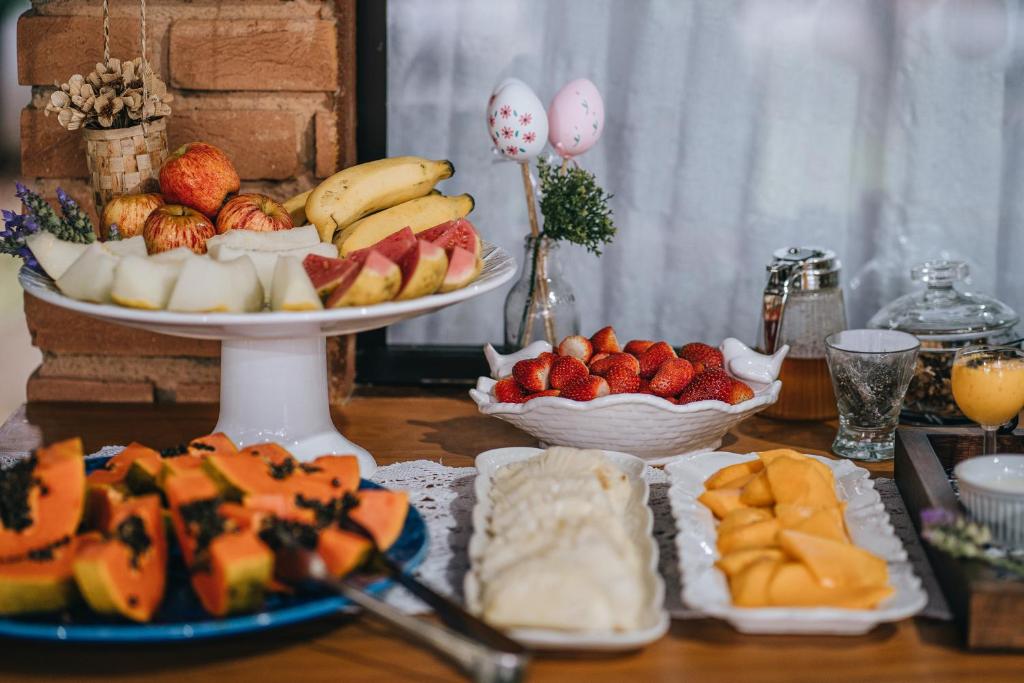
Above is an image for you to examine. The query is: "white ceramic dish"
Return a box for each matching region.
[666,451,927,635]
[955,454,1024,549]
[469,340,785,464]
[18,245,515,473]
[465,447,670,651]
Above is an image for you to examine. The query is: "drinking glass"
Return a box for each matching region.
[824,329,920,461]
[951,345,1024,455]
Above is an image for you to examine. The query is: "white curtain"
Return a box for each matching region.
[387,0,1023,346]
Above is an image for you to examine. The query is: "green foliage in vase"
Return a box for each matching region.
[536,157,616,255]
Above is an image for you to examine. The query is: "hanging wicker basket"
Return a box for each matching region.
[83,118,168,217]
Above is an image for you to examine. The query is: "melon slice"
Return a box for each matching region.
[102,235,148,258]
[395,240,447,301]
[303,253,360,298]
[0,438,85,559]
[166,255,263,313]
[326,251,401,307]
[215,242,337,301]
[73,494,167,622]
[418,218,482,259]
[149,246,196,264]
[24,231,88,280]
[206,224,320,256]
[0,533,97,615]
[110,255,183,310]
[56,243,119,303]
[438,245,482,293]
[346,227,417,265]
[271,256,323,311]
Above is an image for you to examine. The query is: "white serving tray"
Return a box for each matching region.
[465,447,670,651]
[665,451,928,635]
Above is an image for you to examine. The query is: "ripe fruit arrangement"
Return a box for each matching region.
[494,326,756,405]
[0,435,410,621]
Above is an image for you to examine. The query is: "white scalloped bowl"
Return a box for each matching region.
[468,339,786,465]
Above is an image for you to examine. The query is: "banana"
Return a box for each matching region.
[305,157,454,242]
[335,193,475,256]
[283,190,311,226]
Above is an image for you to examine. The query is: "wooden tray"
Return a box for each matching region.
[894,426,1024,650]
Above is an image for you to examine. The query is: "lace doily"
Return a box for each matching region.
[0,449,951,621]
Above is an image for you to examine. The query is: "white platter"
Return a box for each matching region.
[465,446,670,651]
[18,244,515,474]
[469,339,784,464]
[666,451,927,635]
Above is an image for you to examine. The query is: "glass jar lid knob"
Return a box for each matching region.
[911,260,968,285]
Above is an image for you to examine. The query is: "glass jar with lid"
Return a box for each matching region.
[867,260,1019,424]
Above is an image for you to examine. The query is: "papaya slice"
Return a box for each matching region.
[0,533,98,615]
[299,455,360,494]
[87,443,161,489]
[84,481,131,532]
[206,443,300,500]
[318,528,373,576]
[188,432,238,458]
[348,490,409,551]
[0,438,86,558]
[73,494,167,622]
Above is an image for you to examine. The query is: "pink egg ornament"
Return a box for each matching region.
[486,78,549,161]
[547,78,605,159]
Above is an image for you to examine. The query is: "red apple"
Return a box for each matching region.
[215,193,294,234]
[158,142,240,217]
[143,204,216,254]
[100,193,164,240]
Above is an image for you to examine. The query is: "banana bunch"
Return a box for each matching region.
[289,157,474,251]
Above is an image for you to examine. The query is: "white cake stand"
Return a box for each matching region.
[19,244,516,476]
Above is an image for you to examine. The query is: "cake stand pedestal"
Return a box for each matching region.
[19,244,516,477]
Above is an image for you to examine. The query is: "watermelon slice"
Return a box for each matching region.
[302,254,359,298]
[418,218,481,259]
[347,227,417,265]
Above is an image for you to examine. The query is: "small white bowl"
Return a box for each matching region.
[954,454,1024,549]
[469,338,786,465]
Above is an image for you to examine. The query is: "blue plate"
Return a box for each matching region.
[0,455,428,642]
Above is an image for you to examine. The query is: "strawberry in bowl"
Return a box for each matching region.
[470,327,788,464]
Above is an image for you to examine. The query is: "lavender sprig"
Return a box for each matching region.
[921,507,1024,577]
[15,182,61,234]
[0,208,41,271]
[107,223,122,241]
[54,188,96,244]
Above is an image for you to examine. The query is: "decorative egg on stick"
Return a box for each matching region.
[487,78,549,161]
[547,78,605,160]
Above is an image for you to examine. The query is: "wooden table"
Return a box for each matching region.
[1,390,1022,682]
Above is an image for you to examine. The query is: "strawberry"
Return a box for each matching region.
[605,365,642,394]
[638,341,677,379]
[493,377,526,404]
[512,355,553,392]
[560,375,611,402]
[648,358,695,397]
[589,326,621,354]
[557,335,593,363]
[549,355,589,389]
[623,339,655,357]
[679,342,724,374]
[728,379,755,405]
[677,369,733,404]
[590,352,640,377]
[525,389,561,401]
[589,352,610,367]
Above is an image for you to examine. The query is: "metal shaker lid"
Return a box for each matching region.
[769,247,841,290]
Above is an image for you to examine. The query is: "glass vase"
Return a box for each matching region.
[504,235,579,348]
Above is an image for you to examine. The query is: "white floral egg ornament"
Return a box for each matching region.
[547,78,605,159]
[487,78,549,161]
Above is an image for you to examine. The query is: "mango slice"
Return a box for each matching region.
[729,558,780,607]
[717,518,780,554]
[705,460,764,490]
[778,530,888,590]
[717,548,786,577]
[765,457,835,507]
[698,488,746,519]
[717,507,774,536]
[739,471,775,507]
[768,562,893,609]
[775,504,849,543]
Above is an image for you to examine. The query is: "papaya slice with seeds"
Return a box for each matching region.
[299,455,361,494]
[73,494,167,622]
[0,533,98,615]
[0,437,86,558]
[348,490,409,551]
[188,432,238,458]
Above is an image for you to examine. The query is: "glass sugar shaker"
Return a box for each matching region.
[759,247,847,421]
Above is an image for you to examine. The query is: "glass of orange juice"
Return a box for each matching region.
[951,345,1024,454]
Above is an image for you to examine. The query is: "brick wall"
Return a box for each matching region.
[16,0,356,404]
